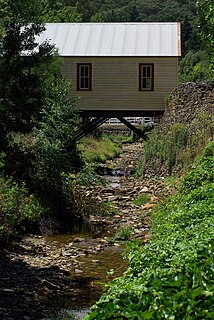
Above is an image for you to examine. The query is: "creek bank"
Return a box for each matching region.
[0,142,169,320]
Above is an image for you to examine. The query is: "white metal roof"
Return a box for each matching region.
[36,22,181,57]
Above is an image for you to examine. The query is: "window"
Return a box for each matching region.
[139,64,154,91]
[77,63,92,90]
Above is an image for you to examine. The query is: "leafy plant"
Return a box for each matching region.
[110,226,133,243]
[0,175,44,244]
[84,142,214,319]
[134,159,145,178]
[133,193,150,206]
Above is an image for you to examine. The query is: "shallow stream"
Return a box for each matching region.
[47,171,129,319]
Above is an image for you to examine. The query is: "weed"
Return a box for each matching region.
[133,193,150,206]
[110,226,133,242]
[134,159,145,178]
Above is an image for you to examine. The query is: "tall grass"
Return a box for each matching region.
[144,112,213,173]
[78,136,120,163]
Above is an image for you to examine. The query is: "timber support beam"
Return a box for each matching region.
[117,117,147,140]
[74,116,109,141]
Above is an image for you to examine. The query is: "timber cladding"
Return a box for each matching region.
[61,56,178,112]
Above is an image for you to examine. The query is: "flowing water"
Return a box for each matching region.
[46,228,127,319]
[46,170,129,319]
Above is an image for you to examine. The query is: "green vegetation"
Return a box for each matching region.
[110,226,134,243]
[144,124,190,172]
[178,50,211,83]
[133,193,151,206]
[0,0,82,242]
[85,141,214,319]
[78,136,120,163]
[196,0,214,78]
[0,175,44,244]
[134,159,145,178]
[142,113,213,174]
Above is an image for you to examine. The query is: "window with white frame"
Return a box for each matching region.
[77,63,92,90]
[139,64,154,91]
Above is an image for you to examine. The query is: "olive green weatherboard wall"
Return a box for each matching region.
[61,56,178,112]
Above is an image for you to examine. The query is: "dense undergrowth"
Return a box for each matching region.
[143,117,213,175]
[85,141,214,320]
[0,135,120,244]
[0,176,44,244]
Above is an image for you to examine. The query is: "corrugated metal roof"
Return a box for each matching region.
[36,22,181,57]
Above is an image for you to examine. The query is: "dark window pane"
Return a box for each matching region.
[80,66,84,77]
[146,79,151,88]
[85,78,89,89]
[85,66,89,77]
[81,78,85,88]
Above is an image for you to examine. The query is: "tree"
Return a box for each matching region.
[42,2,82,22]
[0,23,59,134]
[196,0,214,77]
[28,79,82,216]
[0,0,81,221]
[179,50,211,82]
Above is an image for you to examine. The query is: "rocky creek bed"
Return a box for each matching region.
[0,142,171,320]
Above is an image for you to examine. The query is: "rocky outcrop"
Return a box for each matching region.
[160,81,214,131]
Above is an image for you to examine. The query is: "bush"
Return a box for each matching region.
[179,50,211,83]
[0,175,44,244]
[84,142,214,319]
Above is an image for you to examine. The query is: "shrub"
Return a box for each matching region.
[143,119,213,174]
[0,176,44,244]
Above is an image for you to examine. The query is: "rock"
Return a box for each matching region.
[150,196,160,203]
[99,238,109,244]
[92,260,100,263]
[74,269,83,273]
[41,279,60,290]
[143,203,155,210]
[73,237,85,243]
[140,186,150,193]
[60,269,70,276]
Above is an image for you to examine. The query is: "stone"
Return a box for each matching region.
[150,196,160,203]
[73,237,85,242]
[74,269,83,273]
[92,260,100,263]
[140,186,150,193]
[143,203,155,210]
